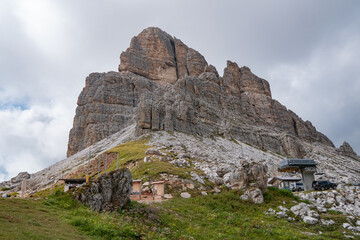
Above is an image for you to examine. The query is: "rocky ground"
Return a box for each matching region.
[147,131,360,185]
[265,185,360,238]
[0,124,137,193]
[1,127,360,196]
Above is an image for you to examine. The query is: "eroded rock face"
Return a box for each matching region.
[67,27,334,157]
[119,27,207,84]
[74,168,132,212]
[337,141,359,160]
[0,172,30,191]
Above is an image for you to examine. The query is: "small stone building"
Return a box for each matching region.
[60,178,86,192]
[268,176,301,190]
[152,181,165,199]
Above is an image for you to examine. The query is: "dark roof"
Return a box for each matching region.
[268,176,301,184]
[279,159,317,170]
[59,178,86,184]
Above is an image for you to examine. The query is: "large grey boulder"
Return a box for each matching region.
[0,171,31,191]
[74,168,132,212]
[10,172,30,184]
[181,192,191,198]
[290,203,311,218]
[303,216,318,224]
[240,186,264,204]
[145,148,162,156]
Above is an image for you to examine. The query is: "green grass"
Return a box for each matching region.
[105,139,150,172]
[0,196,93,240]
[102,139,205,183]
[154,188,350,239]
[0,187,353,239]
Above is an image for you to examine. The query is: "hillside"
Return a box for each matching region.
[1,187,356,239]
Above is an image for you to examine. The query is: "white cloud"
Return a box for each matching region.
[14,0,71,59]
[0,102,72,182]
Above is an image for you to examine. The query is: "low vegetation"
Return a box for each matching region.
[1,140,353,239]
[1,187,351,239]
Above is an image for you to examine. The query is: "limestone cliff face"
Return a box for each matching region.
[67,27,334,157]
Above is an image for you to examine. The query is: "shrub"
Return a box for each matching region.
[267,186,299,201]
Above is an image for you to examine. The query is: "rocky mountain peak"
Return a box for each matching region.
[337,141,359,160]
[67,27,334,157]
[223,61,271,97]
[118,27,208,84]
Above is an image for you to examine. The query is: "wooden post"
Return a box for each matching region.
[86,150,91,181]
[21,179,26,198]
[105,153,108,173]
[116,152,119,169]
[98,155,101,177]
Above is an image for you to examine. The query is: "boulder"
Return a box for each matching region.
[74,168,132,212]
[190,172,205,184]
[144,156,152,162]
[171,159,190,168]
[209,174,224,186]
[177,153,190,159]
[290,203,311,218]
[10,172,30,184]
[160,156,170,162]
[180,192,191,198]
[278,206,289,212]
[145,148,162,156]
[303,216,318,224]
[276,211,288,218]
[164,194,173,199]
[343,223,351,229]
[321,219,335,226]
[266,208,276,215]
[336,195,346,205]
[240,187,264,204]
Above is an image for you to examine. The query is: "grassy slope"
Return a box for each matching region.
[0,198,94,240]
[68,138,206,186]
[105,139,203,183]
[1,187,352,240]
[2,139,355,239]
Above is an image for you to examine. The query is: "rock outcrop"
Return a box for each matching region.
[74,168,132,212]
[119,27,207,84]
[337,141,359,160]
[67,27,334,157]
[0,172,30,191]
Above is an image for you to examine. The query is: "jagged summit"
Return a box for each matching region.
[119,27,208,84]
[337,141,359,160]
[67,27,333,157]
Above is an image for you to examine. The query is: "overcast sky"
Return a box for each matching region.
[1,0,359,182]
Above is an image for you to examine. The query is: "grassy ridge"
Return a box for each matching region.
[104,139,204,183]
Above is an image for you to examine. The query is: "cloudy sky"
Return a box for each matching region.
[1,0,359,182]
